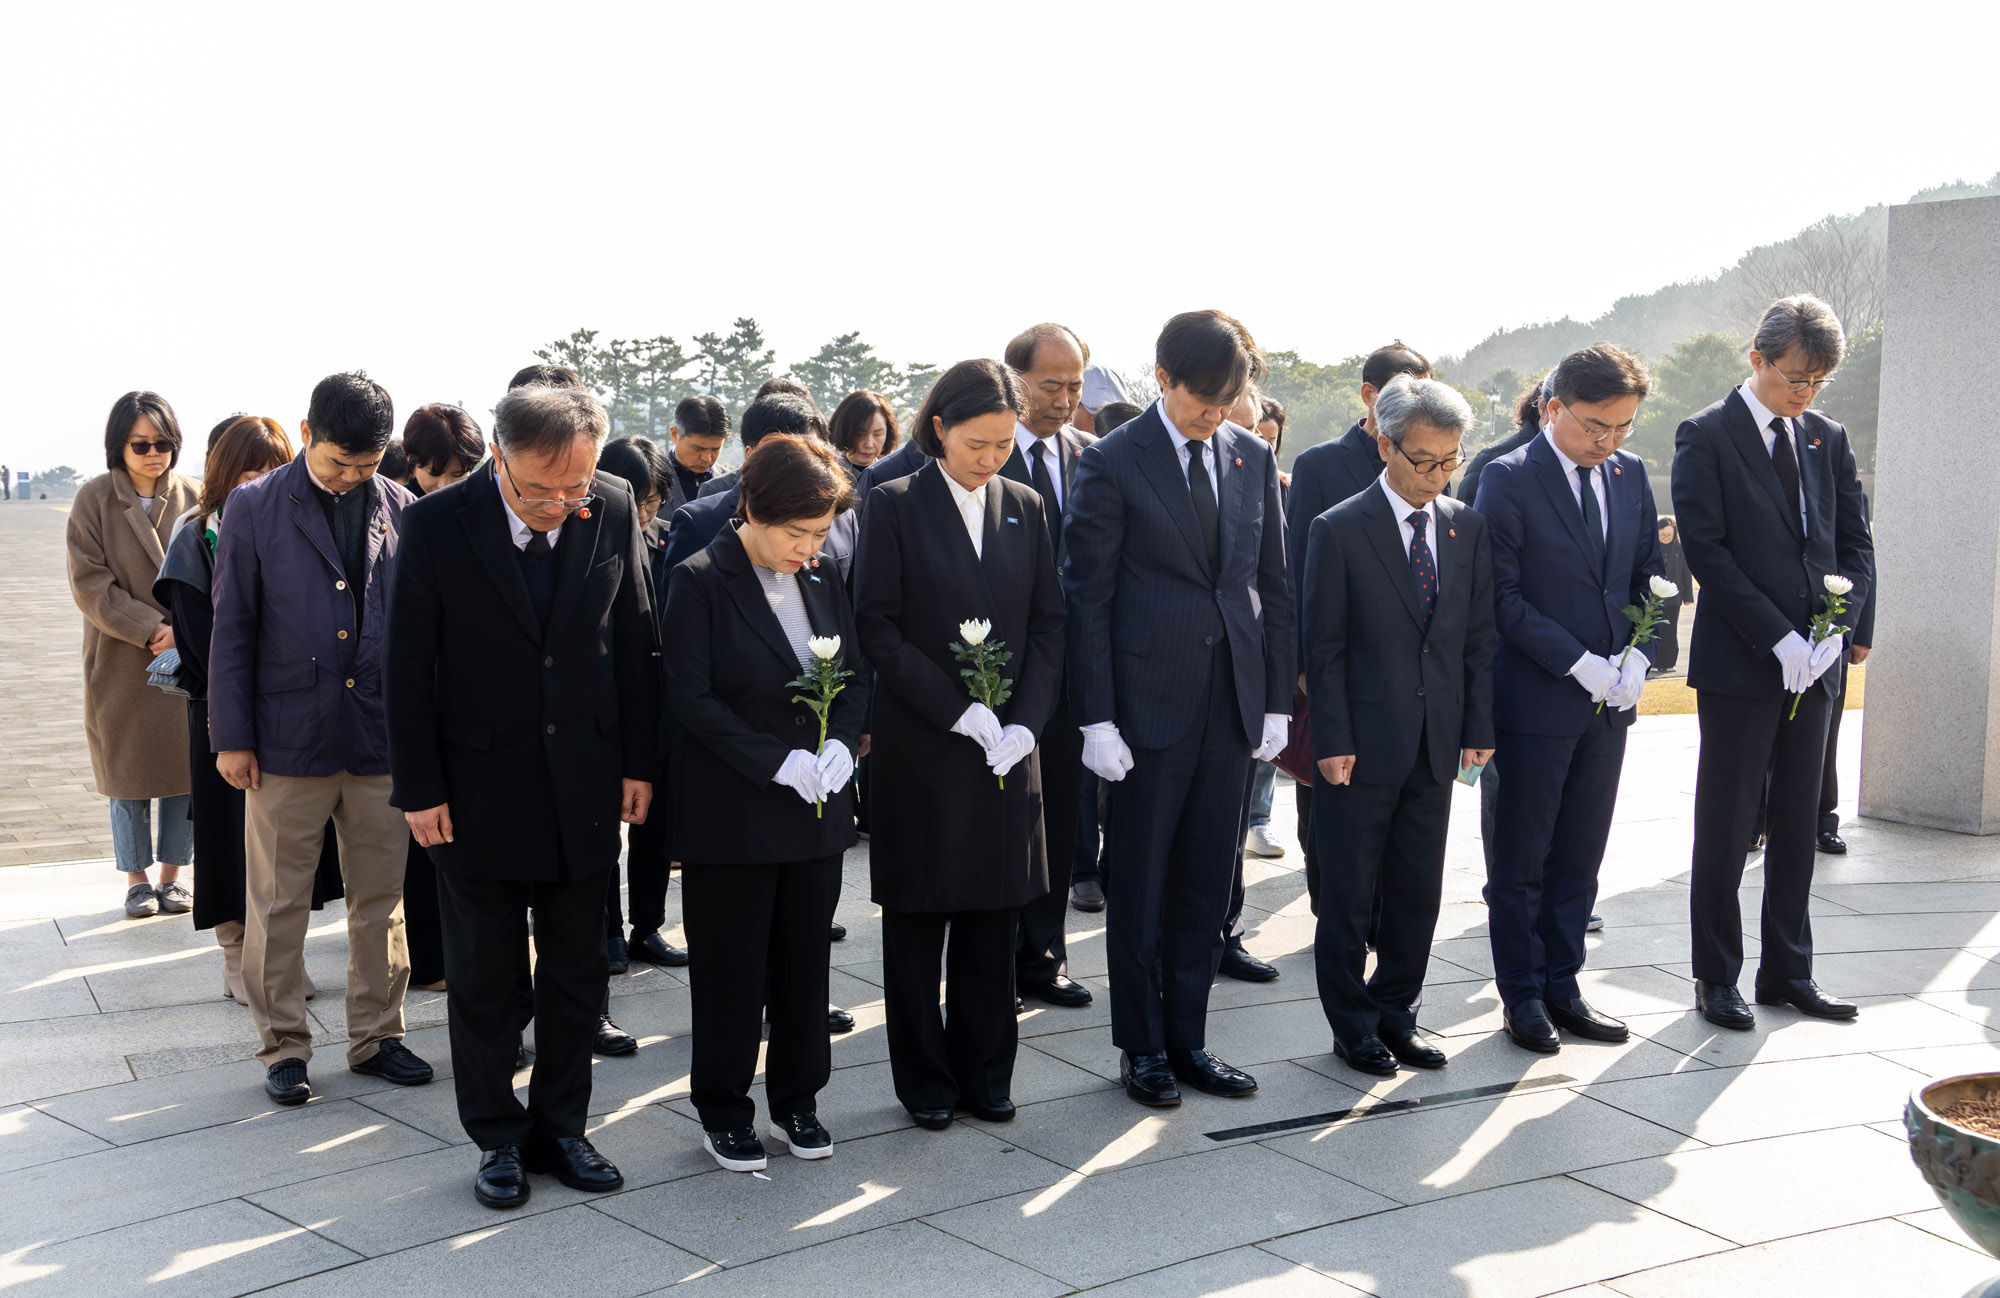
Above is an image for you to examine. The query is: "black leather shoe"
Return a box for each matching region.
[629,930,689,967]
[1755,977,1858,1020]
[1334,1036,1398,1077]
[704,1128,768,1171]
[265,1057,311,1106]
[1586,913,1606,932]
[1696,980,1756,1030]
[1070,879,1106,912]
[1121,1051,1182,1106]
[960,1097,1015,1122]
[770,1111,833,1159]
[596,1016,638,1056]
[1218,941,1280,983]
[1168,1048,1258,1096]
[1383,1032,1447,1069]
[351,1038,433,1086]
[524,1134,623,1192]
[827,1005,854,1034]
[475,1145,528,1208]
[1748,830,1767,852]
[829,921,847,942]
[514,1041,529,1071]
[909,1107,954,1131]
[1504,1000,1561,1054]
[1548,997,1630,1042]
[1817,830,1848,854]
[605,932,629,975]
[1014,995,1025,1013]
[1023,975,1094,1008]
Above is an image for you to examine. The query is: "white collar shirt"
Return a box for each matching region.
[1541,428,1608,538]
[941,470,987,559]
[1738,380,1808,537]
[500,489,562,552]
[1378,474,1443,596]
[1155,399,1220,485]
[1015,423,1065,509]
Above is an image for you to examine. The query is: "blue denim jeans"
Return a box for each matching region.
[1248,759,1277,829]
[110,795,193,874]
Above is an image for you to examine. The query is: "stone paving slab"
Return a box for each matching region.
[660,1219,1068,1298]
[0,1198,362,1297]
[1598,1218,1997,1298]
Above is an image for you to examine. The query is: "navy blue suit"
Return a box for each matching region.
[661,484,857,588]
[855,441,928,503]
[1671,389,1873,986]
[1063,405,1293,1054]
[1477,436,1661,1009]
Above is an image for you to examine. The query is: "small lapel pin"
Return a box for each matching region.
[1234,457,1243,467]
[809,557,820,568]
[1448,528,1457,539]
[1611,465,1622,476]
[1006,516,1019,525]
[578,507,591,520]
[808,573,822,583]
[1810,438,1821,448]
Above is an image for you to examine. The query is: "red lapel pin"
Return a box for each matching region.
[578,507,590,520]
[1612,466,1622,476]
[1811,438,1821,447]
[1234,457,1242,467]
[1448,528,1457,539]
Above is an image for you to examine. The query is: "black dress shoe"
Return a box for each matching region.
[352,1038,434,1086]
[596,1016,638,1056]
[1333,1036,1398,1077]
[514,1041,529,1071]
[1696,980,1756,1030]
[629,930,689,967]
[1023,975,1093,1008]
[827,1005,854,1034]
[1817,830,1848,855]
[1070,879,1106,912]
[475,1145,529,1208]
[1504,1000,1561,1054]
[1382,1032,1447,1069]
[1014,995,1025,1014]
[1168,1048,1258,1096]
[1748,830,1767,852]
[524,1134,623,1192]
[1755,977,1858,1020]
[1548,997,1630,1042]
[1121,1051,1182,1106]
[265,1057,312,1106]
[1218,941,1280,983]
[960,1097,1015,1122]
[605,932,629,975]
[908,1107,954,1131]
[829,921,847,942]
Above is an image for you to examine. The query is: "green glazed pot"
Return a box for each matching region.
[1908,1073,2000,1259]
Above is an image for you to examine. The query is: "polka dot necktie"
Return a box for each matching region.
[1408,510,1436,629]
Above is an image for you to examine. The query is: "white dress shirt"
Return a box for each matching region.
[1015,423,1065,510]
[1541,428,1608,538]
[1377,474,1438,570]
[1155,399,1220,484]
[941,470,987,559]
[500,489,562,552]
[1738,380,1808,538]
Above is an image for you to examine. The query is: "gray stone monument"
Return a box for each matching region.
[1859,193,2000,834]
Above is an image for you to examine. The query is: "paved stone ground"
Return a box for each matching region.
[1,501,1995,1295]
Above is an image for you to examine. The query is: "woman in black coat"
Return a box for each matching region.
[1652,514,1693,673]
[663,433,869,1174]
[853,359,1064,1128]
[153,417,342,1003]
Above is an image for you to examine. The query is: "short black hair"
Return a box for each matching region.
[755,376,813,404]
[1095,400,1143,433]
[1550,343,1652,407]
[402,403,485,475]
[509,363,583,391]
[673,394,731,439]
[740,393,825,450]
[494,385,609,460]
[737,433,856,526]
[1155,310,1267,405]
[1004,323,1090,373]
[379,439,410,482]
[103,391,184,472]
[1360,341,1432,391]
[909,360,1025,457]
[598,435,674,502]
[306,371,396,454]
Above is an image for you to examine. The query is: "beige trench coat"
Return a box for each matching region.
[66,467,200,799]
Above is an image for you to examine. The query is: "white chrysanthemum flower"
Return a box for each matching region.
[1649,576,1680,600]
[959,619,991,646]
[1823,574,1854,596]
[807,635,841,661]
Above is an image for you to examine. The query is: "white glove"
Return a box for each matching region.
[773,748,826,806]
[1772,630,1814,693]
[1081,724,1135,782]
[815,739,855,795]
[1807,633,1844,681]
[986,724,1036,778]
[1569,653,1622,703]
[952,702,1003,750]
[1605,649,1647,711]
[1252,712,1290,762]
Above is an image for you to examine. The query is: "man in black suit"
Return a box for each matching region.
[1672,294,1873,1029]
[1065,310,1293,1107]
[1476,345,1662,1053]
[664,394,854,580]
[995,323,1097,1011]
[1285,342,1432,907]
[1303,374,1495,1077]
[663,395,729,520]
[387,383,661,1209]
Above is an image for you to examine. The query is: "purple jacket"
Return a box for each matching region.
[209,455,413,777]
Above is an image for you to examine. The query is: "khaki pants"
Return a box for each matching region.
[243,770,410,1069]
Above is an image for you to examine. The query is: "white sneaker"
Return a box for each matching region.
[1245,825,1285,858]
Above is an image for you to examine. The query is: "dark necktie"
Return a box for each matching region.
[1187,440,1220,574]
[1030,438,1062,549]
[1769,416,1801,523]
[1408,510,1436,629]
[1577,465,1606,579]
[520,528,556,629]
[525,529,551,557]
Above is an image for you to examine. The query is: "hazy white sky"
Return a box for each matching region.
[2,0,1994,473]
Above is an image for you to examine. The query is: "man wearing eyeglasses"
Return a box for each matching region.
[386,382,661,1209]
[1473,344,1663,1054]
[1671,294,1874,1030]
[1302,374,1495,1077]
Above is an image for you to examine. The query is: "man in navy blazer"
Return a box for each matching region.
[1476,345,1663,1053]
[1065,310,1293,1107]
[1671,295,1873,1030]
[661,394,856,582]
[1283,342,1431,903]
[1302,375,1494,1078]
